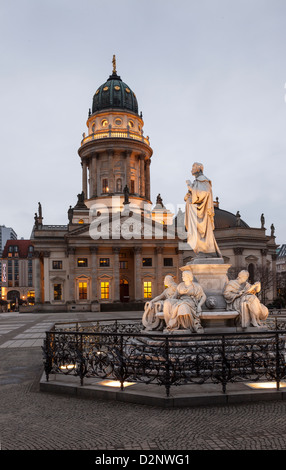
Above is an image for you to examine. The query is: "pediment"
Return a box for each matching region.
[245,255,259,262]
[66,213,178,240]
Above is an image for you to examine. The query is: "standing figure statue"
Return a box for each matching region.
[223,270,269,328]
[123,185,130,205]
[184,162,221,258]
[163,269,206,333]
[142,275,177,331]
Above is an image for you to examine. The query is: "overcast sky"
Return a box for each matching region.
[1,0,286,246]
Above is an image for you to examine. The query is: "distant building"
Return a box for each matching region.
[30,59,278,313]
[277,245,286,274]
[0,225,17,253]
[276,244,286,301]
[0,225,17,296]
[1,240,34,310]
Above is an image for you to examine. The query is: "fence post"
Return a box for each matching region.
[79,333,84,386]
[165,336,171,397]
[120,334,124,391]
[44,331,53,382]
[275,331,280,391]
[221,335,227,394]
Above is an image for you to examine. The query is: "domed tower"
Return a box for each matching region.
[78,56,153,213]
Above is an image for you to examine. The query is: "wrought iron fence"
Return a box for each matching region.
[42,316,286,397]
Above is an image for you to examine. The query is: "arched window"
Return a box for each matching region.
[102,178,109,194]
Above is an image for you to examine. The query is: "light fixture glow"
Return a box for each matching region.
[246,381,286,389]
[98,380,136,388]
[60,364,76,370]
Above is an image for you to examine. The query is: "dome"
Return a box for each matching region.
[175,205,249,231]
[92,72,139,115]
[214,206,249,229]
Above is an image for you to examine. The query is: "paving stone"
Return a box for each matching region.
[1,311,286,451]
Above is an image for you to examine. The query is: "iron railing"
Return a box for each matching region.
[42,315,286,397]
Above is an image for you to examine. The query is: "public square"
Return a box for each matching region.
[1,1,286,461]
[1,310,286,453]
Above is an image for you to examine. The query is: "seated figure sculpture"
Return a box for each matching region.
[142,275,177,331]
[163,270,206,333]
[223,270,269,328]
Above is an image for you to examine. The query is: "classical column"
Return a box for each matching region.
[43,251,50,302]
[91,157,96,197]
[233,247,244,271]
[67,247,76,302]
[89,155,98,198]
[155,246,163,296]
[82,160,88,199]
[139,154,146,198]
[33,251,42,304]
[90,246,98,301]
[113,247,120,301]
[93,153,98,197]
[176,247,184,281]
[108,149,114,194]
[261,248,268,270]
[145,158,151,200]
[125,150,132,190]
[134,246,142,301]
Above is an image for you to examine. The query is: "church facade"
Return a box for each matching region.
[27,59,278,313]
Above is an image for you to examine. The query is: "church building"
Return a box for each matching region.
[27,58,278,313]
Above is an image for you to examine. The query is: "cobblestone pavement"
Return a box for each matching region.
[1,312,286,453]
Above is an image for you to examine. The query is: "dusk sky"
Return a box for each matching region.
[1,0,286,246]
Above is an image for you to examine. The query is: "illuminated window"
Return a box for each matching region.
[53,261,62,270]
[100,258,110,267]
[78,219,84,224]
[77,258,88,267]
[27,290,35,305]
[101,119,108,127]
[79,282,87,300]
[101,282,109,299]
[130,179,135,193]
[102,178,109,193]
[128,120,134,128]
[144,281,152,299]
[54,284,62,301]
[142,258,152,267]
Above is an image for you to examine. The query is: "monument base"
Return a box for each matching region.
[182,259,231,313]
[200,310,239,331]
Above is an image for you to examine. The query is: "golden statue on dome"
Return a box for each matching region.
[112,54,117,74]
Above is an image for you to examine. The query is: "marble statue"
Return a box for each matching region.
[142,275,177,331]
[163,269,206,333]
[223,270,269,328]
[184,162,221,258]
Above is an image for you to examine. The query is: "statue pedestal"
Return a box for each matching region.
[183,258,239,331]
